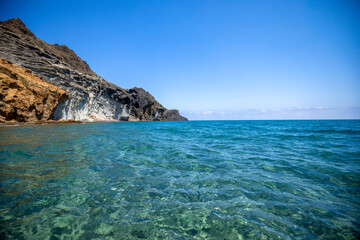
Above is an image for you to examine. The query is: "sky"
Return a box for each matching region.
[1,0,359,120]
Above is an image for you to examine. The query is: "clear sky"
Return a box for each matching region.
[1,0,359,119]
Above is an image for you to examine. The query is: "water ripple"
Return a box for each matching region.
[0,120,359,239]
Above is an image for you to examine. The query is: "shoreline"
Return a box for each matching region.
[0,119,85,126]
[0,118,155,126]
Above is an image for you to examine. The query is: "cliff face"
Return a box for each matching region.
[0,57,68,122]
[0,18,187,121]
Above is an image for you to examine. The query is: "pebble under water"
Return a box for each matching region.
[0,120,359,239]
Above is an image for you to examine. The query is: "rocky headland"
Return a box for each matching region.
[0,18,187,122]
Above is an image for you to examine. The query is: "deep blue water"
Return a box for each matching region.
[0,120,359,239]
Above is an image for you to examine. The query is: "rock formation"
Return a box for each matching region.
[0,18,187,121]
[0,57,68,122]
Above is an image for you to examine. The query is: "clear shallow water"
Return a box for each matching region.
[0,120,359,240]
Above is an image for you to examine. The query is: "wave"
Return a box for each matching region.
[313,129,360,134]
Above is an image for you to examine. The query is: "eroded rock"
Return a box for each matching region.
[0,57,68,122]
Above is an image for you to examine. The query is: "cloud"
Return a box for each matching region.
[182,106,360,120]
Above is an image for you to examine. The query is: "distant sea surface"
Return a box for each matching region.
[0,120,359,239]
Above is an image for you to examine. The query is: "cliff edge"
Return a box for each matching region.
[0,18,187,121]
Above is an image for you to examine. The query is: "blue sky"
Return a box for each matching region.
[1,0,359,119]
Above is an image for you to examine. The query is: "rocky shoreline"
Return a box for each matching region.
[0,119,83,125]
[0,18,187,123]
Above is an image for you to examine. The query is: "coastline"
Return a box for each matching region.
[0,119,84,126]
[0,118,181,126]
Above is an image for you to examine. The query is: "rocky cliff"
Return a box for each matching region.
[0,18,187,121]
[0,57,68,122]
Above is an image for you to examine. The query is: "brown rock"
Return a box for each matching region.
[0,57,68,122]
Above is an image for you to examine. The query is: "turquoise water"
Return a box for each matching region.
[0,120,359,239]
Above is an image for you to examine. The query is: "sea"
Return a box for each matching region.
[0,120,359,239]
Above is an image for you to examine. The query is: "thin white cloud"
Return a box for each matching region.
[182,107,360,120]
